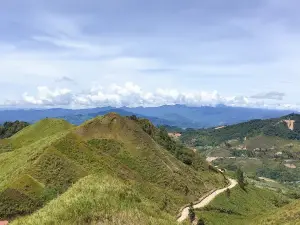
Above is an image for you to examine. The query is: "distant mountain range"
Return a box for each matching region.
[0,105,295,128]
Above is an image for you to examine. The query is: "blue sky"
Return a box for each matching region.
[0,0,300,109]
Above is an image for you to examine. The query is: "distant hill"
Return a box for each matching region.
[122,104,294,127]
[0,113,225,224]
[181,113,300,147]
[0,105,294,128]
[182,113,300,183]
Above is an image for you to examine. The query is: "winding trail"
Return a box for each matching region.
[177,178,238,223]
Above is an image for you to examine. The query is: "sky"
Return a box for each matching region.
[0,0,300,109]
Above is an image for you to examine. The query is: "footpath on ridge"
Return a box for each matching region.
[177,178,238,223]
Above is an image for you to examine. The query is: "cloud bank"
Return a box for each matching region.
[3,82,298,110]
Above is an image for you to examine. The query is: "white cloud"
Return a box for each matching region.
[20,86,73,106]
[3,82,299,110]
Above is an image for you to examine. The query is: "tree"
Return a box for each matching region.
[0,121,29,139]
[236,168,246,190]
[226,188,231,198]
[197,218,205,225]
[129,115,138,121]
[188,203,196,223]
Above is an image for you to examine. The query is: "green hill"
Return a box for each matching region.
[0,113,226,224]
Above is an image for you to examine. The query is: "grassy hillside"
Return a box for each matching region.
[74,114,225,198]
[252,200,300,225]
[0,119,76,219]
[195,185,290,225]
[11,174,180,225]
[0,113,226,224]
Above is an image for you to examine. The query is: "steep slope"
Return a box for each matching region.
[0,114,226,224]
[75,113,225,198]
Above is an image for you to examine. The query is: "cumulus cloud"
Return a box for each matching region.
[20,86,73,106]
[250,91,285,100]
[3,82,297,110]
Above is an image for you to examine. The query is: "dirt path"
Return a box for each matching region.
[177,178,238,223]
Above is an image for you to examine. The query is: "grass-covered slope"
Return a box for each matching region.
[195,185,290,225]
[253,200,300,225]
[0,119,76,219]
[75,114,225,197]
[0,113,226,224]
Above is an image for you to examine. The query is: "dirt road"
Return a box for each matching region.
[177,178,238,223]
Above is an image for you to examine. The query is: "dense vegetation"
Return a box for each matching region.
[0,121,29,139]
[0,113,226,224]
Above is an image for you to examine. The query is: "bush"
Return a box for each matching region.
[236,168,246,190]
[197,218,205,225]
[188,203,196,223]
